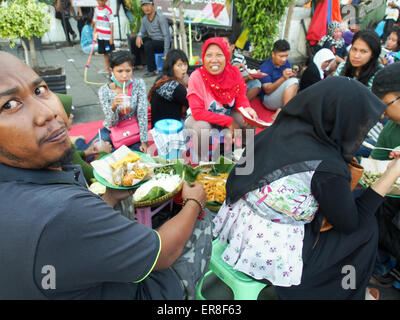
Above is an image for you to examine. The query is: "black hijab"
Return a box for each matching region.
[226,76,386,204]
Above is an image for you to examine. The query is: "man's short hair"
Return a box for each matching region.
[218,32,236,46]
[372,62,400,98]
[273,39,290,53]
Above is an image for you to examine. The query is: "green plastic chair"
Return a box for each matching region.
[197,239,268,300]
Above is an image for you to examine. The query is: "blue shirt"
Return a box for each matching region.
[259,57,292,100]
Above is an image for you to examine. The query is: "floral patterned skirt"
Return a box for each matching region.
[213,197,305,287]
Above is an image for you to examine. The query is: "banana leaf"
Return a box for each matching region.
[137,186,169,202]
[212,156,235,175]
[154,159,184,177]
[188,156,235,212]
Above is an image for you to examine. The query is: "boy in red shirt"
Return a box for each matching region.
[93,0,114,75]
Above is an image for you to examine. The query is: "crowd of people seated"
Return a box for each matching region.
[2,0,400,301]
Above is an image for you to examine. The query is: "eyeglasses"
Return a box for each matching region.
[386,96,400,107]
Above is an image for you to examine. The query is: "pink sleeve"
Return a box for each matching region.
[232,68,250,111]
[187,70,233,127]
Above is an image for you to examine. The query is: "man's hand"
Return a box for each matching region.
[85,139,112,157]
[181,181,206,209]
[135,36,143,48]
[101,187,134,207]
[233,62,246,71]
[389,150,400,159]
[282,68,294,80]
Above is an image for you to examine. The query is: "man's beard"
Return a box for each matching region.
[42,146,75,169]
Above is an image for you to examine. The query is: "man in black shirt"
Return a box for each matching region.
[0,51,211,300]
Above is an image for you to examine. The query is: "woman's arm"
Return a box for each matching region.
[99,85,119,128]
[172,83,189,108]
[135,79,149,143]
[188,93,233,127]
[311,171,385,234]
[371,156,400,197]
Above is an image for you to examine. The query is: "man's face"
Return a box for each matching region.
[141,3,154,16]
[0,52,71,169]
[382,92,400,124]
[96,0,106,7]
[349,23,360,34]
[271,50,289,67]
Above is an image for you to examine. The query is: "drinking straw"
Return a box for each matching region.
[123,81,126,95]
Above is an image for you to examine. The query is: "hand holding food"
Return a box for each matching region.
[182,181,206,209]
[195,172,228,203]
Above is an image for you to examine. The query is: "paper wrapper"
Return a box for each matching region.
[91,145,153,187]
[360,158,400,195]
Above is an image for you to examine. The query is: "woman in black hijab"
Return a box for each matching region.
[213,77,400,299]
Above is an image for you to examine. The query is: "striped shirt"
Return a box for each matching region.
[94,6,114,41]
[231,50,250,78]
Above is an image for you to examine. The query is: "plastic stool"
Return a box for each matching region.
[155,53,164,72]
[196,239,268,300]
[135,199,173,228]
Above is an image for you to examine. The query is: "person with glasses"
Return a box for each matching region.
[368,63,400,289]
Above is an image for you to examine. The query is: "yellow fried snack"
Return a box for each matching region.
[110,152,142,169]
[196,173,228,203]
[121,168,149,186]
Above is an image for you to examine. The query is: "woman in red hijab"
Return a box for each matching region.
[185,37,258,163]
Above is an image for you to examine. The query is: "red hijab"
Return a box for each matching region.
[200,37,247,105]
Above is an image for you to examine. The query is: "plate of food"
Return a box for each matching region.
[133,161,185,207]
[185,156,235,212]
[359,158,400,197]
[91,146,155,189]
[246,68,268,79]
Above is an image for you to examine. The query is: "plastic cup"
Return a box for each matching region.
[95,139,103,149]
[119,95,130,115]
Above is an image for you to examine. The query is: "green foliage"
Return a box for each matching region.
[128,0,145,34]
[232,0,293,59]
[0,0,51,41]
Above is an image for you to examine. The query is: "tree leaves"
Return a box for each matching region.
[0,0,51,41]
[234,0,293,60]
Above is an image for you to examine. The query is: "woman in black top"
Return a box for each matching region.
[148,49,189,127]
[299,48,335,91]
[218,77,400,299]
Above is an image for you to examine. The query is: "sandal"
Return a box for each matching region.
[365,287,380,300]
[97,68,109,74]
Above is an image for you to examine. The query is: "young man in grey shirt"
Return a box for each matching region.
[130,0,171,77]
